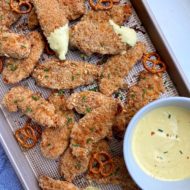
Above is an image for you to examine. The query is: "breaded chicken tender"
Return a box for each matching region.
[2,86,65,128]
[0,31,31,59]
[39,175,79,190]
[82,4,132,25]
[59,140,109,182]
[70,20,125,56]
[70,101,120,158]
[32,59,101,90]
[0,0,20,28]
[70,5,132,56]
[87,156,140,190]
[32,0,69,60]
[113,71,164,136]
[2,31,44,84]
[99,42,146,96]
[66,91,117,114]
[57,0,85,20]
[59,147,90,182]
[40,92,75,159]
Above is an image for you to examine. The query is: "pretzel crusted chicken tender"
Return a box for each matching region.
[32,0,69,60]
[70,4,135,56]
[113,71,164,135]
[39,175,79,190]
[40,92,75,159]
[32,59,101,90]
[2,86,66,128]
[66,91,117,114]
[0,31,31,59]
[57,0,85,20]
[70,101,120,158]
[2,31,44,84]
[99,42,146,96]
[59,140,109,182]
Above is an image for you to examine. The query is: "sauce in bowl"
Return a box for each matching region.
[132,106,190,180]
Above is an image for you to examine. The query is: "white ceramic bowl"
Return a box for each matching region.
[123,97,190,190]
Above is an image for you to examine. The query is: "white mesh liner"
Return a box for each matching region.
[0,0,178,189]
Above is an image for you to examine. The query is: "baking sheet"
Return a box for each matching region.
[0,0,179,189]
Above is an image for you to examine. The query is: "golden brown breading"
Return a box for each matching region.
[39,175,79,190]
[0,31,31,59]
[82,4,132,25]
[99,42,146,96]
[0,0,20,28]
[2,31,44,84]
[70,101,120,158]
[32,59,101,90]
[66,91,117,115]
[59,140,109,182]
[28,8,39,30]
[2,86,66,128]
[70,20,126,56]
[32,0,67,37]
[57,0,85,20]
[113,71,164,136]
[59,147,90,182]
[87,156,140,190]
[40,92,75,159]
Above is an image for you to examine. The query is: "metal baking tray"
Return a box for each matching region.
[0,0,189,190]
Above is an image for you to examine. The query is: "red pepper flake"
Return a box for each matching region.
[151,131,155,136]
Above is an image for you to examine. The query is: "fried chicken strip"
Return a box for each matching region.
[0,31,31,59]
[82,4,132,25]
[2,86,65,128]
[99,42,146,96]
[0,0,20,28]
[57,0,85,20]
[32,0,69,60]
[2,31,44,84]
[113,71,164,136]
[70,101,120,158]
[59,140,109,182]
[32,59,101,90]
[40,92,75,159]
[66,91,117,115]
[39,176,79,190]
[70,5,132,56]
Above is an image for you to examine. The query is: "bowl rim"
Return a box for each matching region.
[123,97,190,190]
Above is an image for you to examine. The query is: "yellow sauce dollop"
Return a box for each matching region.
[132,106,190,180]
[109,19,137,47]
[47,23,69,60]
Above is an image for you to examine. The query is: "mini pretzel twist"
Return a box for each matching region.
[89,151,114,177]
[142,52,166,74]
[10,0,32,14]
[89,0,119,10]
[15,120,42,149]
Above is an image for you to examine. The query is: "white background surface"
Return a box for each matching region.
[146,0,190,85]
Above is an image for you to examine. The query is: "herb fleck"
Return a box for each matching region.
[86,107,91,113]
[75,162,81,169]
[82,96,86,102]
[25,107,32,113]
[72,144,80,147]
[44,75,49,78]
[9,64,17,71]
[179,150,183,154]
[163,151,168,154]
[158,129,163,132]
[44,68,49,72]
[90,128,94,132]
[66,117,73,125]
[71,76,75,81]
[86,138,92,144]
[32,96,39,101]
[168,114,171,119]
[58,89,64,96]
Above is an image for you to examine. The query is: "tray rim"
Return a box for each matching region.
[0,1,190,190]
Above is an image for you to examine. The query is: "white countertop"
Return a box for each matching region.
[146,0,190,86]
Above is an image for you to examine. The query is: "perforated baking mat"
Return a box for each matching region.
[0,0,179,189]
